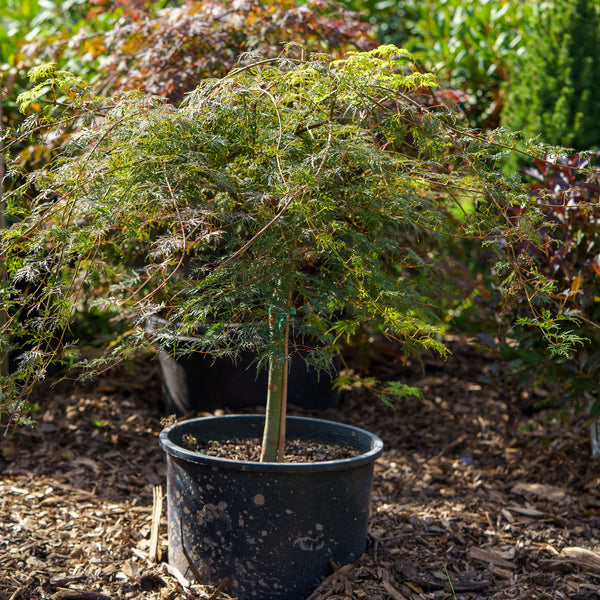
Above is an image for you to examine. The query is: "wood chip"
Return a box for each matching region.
[562,547,600,572]
[164,564,189,589]
[511,482,571,503]
[500,508,515,523]
[467,547,516,570]
[507,505,546,518]
[382,580,408,600]
[53,589,112,600]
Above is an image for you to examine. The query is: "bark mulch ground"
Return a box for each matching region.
[2,338,600,600]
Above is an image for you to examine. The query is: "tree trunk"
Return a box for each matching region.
[260,308,289,462]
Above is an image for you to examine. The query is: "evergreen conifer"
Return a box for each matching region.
[501,0,600,150]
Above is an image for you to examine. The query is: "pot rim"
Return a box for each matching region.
[159,414,383,473]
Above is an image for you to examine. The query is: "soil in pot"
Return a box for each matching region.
[181,434,361,462]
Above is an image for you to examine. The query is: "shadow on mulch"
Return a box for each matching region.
[1,338,600,599]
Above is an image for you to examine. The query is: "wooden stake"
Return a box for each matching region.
[149,484,162,563]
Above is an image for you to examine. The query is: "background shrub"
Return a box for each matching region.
[340,0,532,129]
[493,153,600,416]
[501,0,600,150]
[3,0,375,173]
[22,0,375,105]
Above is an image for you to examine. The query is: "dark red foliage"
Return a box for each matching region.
[93,0,376,103]
[496,153,600,413]
[519,153,600,314]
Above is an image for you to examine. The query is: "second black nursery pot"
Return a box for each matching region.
[148,318,340,415]
[159,415,383,600]
[157,346,339,415]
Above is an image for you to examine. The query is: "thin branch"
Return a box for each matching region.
[135,163,187,306]
[213,187,306,274]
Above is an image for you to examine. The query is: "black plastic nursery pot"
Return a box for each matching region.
[159,415,384,600]
[148,318,340,415]
[157,347,339,415]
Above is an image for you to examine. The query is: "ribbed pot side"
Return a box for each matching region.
[159,415,384,600]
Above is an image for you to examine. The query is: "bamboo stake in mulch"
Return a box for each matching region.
[149,484,162,563]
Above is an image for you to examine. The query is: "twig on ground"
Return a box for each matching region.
[207,578,229,600]
[180,517,206,585]
[53,589,112,600]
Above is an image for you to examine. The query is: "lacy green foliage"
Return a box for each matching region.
[498,153,600,414]
[340,0,532,128]
[333,374,423,407]
[0,46,584,430]
[501,0,600,150]
[16,63,91,114]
